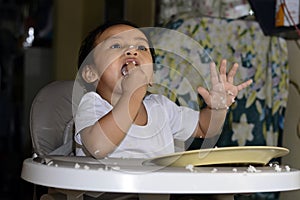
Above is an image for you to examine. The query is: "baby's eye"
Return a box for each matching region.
[137,45,148,51]
[111,43,121,49]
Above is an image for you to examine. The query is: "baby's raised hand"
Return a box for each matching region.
[197,59,253,110]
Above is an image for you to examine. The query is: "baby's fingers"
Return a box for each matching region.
[219,59,227,83]
[197,86,211,104]
[210,62,219,85]
[236,79,253,91]
[227,63,239,84]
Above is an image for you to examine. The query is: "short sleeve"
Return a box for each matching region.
[74,92,112,144]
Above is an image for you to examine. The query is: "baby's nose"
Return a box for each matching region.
[125,45,138,56]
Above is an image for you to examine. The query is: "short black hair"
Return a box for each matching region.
[77,20,156,70]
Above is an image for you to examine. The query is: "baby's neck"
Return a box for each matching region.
[133,103,148,126]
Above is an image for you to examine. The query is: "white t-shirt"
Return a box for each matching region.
[74,92,199,158]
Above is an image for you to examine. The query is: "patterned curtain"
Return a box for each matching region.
[151,13,289,147]
[149,11,289,200]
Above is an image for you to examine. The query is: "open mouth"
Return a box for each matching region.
[121,60,139,76]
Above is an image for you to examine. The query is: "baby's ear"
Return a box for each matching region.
[81,65,99,83]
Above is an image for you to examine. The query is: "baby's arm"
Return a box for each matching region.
[80,66,149,158]
[192,59,252,138]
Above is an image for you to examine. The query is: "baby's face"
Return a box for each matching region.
[92,24,153,97]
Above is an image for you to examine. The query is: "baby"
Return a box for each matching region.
[74,20,252,159]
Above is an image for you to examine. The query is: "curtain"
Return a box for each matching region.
[149,13,289,200]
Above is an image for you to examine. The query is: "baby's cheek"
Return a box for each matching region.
[141,63,153,82]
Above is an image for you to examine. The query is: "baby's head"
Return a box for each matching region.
[77,20,156,94]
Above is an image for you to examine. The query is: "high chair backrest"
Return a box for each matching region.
[30,81,75,156]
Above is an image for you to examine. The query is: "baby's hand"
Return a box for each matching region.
[197,59,252,110]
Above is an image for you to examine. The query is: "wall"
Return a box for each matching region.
[280,40,300,200]
[124,0,156,27]
[53,0,155,81]
[53,0,104,81]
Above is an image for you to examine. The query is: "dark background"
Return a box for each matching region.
[0,0,125,199]
[0,0,298,199]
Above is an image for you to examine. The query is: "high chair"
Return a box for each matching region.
[30,81,75,157]
[29,80,142,200]
[30,80,79,200]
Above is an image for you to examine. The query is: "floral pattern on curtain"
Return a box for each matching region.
[149,13,289,200]
[153,13,289,147]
